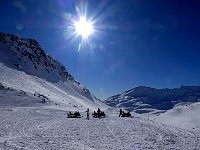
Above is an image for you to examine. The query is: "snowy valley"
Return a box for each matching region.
[0,32,200,149]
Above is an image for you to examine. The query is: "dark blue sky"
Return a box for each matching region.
[1,0,200,99]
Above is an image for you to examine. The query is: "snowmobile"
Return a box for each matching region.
[67,111,81,118]
[92,111,106,118]
[121,111,131,117]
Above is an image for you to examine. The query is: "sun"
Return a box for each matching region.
[74,16,94,39]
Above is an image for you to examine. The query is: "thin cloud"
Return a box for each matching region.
[16,23,24,30]
[13,0,27,12]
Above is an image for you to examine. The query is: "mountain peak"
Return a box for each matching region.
[0,32,75,82]
[0,32,107,110]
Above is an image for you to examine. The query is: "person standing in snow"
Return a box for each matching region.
[119,109,122,117]
[86,108,89,120]
[97,108,101,118]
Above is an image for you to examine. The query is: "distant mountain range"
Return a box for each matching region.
[0,32,106,110]
[104,86,200,113]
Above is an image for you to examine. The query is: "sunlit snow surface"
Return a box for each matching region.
[0,86,199,149]
[154,102,200,134]
[0,63,106,111]
[0,33,200,149]
[0,64,199,150]
[0,106,199,149]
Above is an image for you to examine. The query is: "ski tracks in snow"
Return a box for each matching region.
[0,107,199,150]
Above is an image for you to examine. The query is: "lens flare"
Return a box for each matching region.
[61,0,114,52]
[74,16,94,39]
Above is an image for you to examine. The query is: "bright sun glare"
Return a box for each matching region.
[74,17,94,39]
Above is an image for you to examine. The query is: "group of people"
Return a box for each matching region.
[85,108,132,119]
[86,108,105,119]
[85,108,131,119]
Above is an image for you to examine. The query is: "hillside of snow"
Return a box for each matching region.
[1,32,200,149]
[0,83,46,107]
[104,86,200,113]
[1,73,199,150]
[154,102,200,133]
[0,32,107,111]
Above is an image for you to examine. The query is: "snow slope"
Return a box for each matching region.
[0,84,199,149]
[104,86,200,113]
[0,106,199,150]
[1,32,200,149]
[155,102,200,134]
[0,83,45,107]
[0,32,107,111]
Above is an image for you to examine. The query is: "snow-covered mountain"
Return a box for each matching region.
[1,32,200,149]
[104,86,200,113]
[0,32,107,110]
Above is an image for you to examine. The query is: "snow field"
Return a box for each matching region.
[0,106,198,150]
